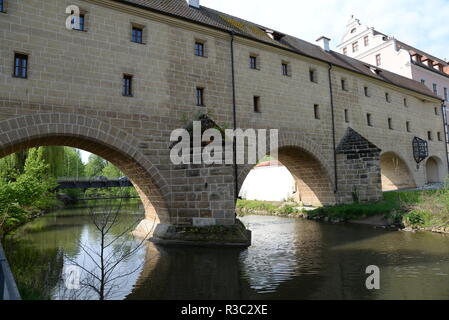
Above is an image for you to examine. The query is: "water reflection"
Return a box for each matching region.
[5,201,449,300]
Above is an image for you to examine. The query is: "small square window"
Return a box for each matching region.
[250,56,258,70]
[421,79,426,85]
[195,41,205,57]
[309,69,317,83]
[314,104,320,120]
[388,118,393,130]
[13,53,28,78]
[341,79,348,91]
[367,113,373,127]
[282,63,289,76]
[132,26,143,44]
[71,14,85,31]
[364,86,369,97]
[196,87,205,106]
[375,54,381,66]
[123,74,133,97]
[253,96,261,113]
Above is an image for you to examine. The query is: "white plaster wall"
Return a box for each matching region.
[239,166,296,201]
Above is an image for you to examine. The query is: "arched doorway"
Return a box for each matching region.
[380,152,416,191]
[426,156,443,183]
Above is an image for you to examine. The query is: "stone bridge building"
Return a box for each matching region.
[0,0,447,245]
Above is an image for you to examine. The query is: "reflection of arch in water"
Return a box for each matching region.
[380,152,416,191]
[426,156,444,183]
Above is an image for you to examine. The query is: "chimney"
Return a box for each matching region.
[188,0,200,9]
[316,36,331,52]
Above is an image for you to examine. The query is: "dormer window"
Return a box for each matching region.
[351,28,357,34]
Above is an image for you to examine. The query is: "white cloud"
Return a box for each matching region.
[200,0,449,60]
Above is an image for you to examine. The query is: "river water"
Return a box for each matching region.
[4,200,449,300]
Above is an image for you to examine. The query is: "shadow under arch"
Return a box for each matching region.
[0,113,170,225]
[426,156,444,183]
[237,132,336,207]
[380,152,416,191]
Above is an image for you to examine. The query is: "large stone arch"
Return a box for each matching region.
[0,113,170,226]
[237,131,336,207]
[426,156,444,183]
[380,152,416,191]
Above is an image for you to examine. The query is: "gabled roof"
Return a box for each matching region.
[115,0,441,101]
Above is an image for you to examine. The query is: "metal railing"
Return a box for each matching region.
[0,243,21,300]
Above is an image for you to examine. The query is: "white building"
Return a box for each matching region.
[337,16,449,162]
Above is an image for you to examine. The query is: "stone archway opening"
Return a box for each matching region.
[426,156,444,184]
[238,146,336,208]
[0,134,170,234]
[380,152,416,191]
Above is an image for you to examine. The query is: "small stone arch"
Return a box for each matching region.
[426,156,444,184]
[237,131,336,207]
[380,152,416,191]
[0,113,170,224]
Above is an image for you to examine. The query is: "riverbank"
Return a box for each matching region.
[236,185,449,234]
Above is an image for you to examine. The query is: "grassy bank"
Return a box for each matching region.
[237,185,449,232]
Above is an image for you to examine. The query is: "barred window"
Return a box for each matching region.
[14,53,28,78]
[72,14,85,31]
[196,87,204,106]
[132,27,143,43]
[123,74,133,97]
[250,56,257,69]
[195,42,205,57]
[282,63,289,76]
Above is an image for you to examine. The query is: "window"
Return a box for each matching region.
[132,26,143,44]
[194,41,205,57]
[388,117,393,130]
[438,132,442,141]
[250,55,258,70]
[122,74,133,97]
[406,121,411,133]
[13,53,28,78]
[403,98,408,107]
[0,0,4,12]
[421,79,426,85]
[344,109,349,123]
[428,131,433,141]
[364,86,369,97]
[444,87,448,101]
[375,54,381,66]
[341,79,347,91]
[282,63,290,76]
[433,83,438,95]
[435,107,439,115]
[364,36,369,47]
[253,96,261,113]
[385,92,391,102]
[72,14,85,31]
[343,47,347,55]
[352,42,358,53]
[367,113,373,127]
[309,68,317,83]
[314,104,320,119]
[196,87,204,106]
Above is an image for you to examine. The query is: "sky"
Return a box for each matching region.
[201,0,449,60]
[80,0,449,163]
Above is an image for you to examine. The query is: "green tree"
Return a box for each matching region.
[85,154,107,177]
